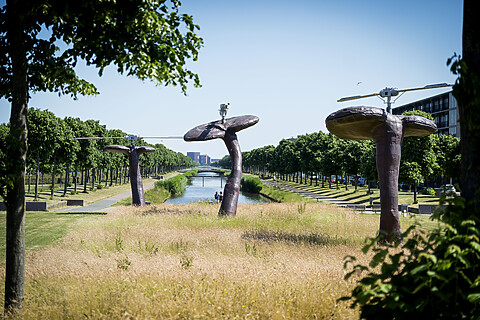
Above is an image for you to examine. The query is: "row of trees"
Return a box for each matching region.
[0,108,197,199]
[217,111,460,198]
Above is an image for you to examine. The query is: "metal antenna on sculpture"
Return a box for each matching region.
[219,103,229,123]
[337,83,452,113]
[74,135,183,147]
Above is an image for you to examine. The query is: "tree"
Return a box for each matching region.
[399,161,422,203]
[26,108,58,199]
[0,0,202,312]
[320,134,342,189]
[272,139,298,181]
[434,134,461,184]
[342,140,368,191]
[400,110,439,201]
[358,140,376,193]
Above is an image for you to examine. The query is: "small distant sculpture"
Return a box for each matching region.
[104,144,155,206]
[325,106,436,241]
[184,104,259,216]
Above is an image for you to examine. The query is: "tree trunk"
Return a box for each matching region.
[91,168,96,190]
[50,158,56,198]
[456,0,480,214]
[74,165,78,194]
[63,164,69,196]
[413,183,418,203]
[5,0,27,310]
[34,151,39,200]
[83,169,88,193]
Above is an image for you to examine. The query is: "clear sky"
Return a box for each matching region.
[0,0,463,159]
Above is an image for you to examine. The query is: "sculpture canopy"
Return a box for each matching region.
[184,115,259,141]
[325,106,437,140]
[104,145,155,154]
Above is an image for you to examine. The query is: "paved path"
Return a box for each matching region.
[53,182,156,214]
[262,180,373,213]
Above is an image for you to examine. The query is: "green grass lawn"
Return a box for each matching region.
[0,212,99,267]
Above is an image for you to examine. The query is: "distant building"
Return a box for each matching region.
[187,152,200,163]
[392,91,459,137]
[210,159,220,164]
[199,154,211,165]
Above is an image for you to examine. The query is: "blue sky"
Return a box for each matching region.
[0,0,463,159]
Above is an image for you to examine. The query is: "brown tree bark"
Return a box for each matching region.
[457,0,480,213]
[4,0,27,312]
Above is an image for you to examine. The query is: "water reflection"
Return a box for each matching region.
[165,172,267,204]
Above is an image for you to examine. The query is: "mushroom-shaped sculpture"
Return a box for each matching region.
[104,145,155,206]
[184,115,259,216]
[325,106,436,241]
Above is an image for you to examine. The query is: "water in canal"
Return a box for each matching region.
[165,172,268,204]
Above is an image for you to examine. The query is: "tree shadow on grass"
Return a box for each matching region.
[241,230,348,246]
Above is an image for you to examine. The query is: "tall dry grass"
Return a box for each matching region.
[2,203,382,319]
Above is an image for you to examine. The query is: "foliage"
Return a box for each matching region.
[155,170,196,197]
[399,162,422,188]
[240,176,263,194]
[434,134,461,182]
[0,0,203,100]
[341,195,480,319]
[215,155,232,169]
[401,110,440,181]
[0,108,197,191]
[422,187,436,196]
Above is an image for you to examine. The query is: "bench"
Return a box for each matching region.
[1,201,48,211]
[371,204,381,213]
[418,204,447,214]
[343,204,366,211]
[67,199,84,206]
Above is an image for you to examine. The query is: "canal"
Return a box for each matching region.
[165,172,268,204]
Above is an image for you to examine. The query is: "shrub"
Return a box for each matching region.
[155,169,196,197]
[240,176,262,193]
[340,195,480,319]
[156,175,187,196]
[422,187,435,196]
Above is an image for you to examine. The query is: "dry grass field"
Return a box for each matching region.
[0,203,434,319]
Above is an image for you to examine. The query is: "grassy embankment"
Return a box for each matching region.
[261,177,440,208]
[240,174,316,203]
[0,202,439,319]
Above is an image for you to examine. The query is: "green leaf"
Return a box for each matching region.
[410,264,428,276]
[467,293,480,303]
